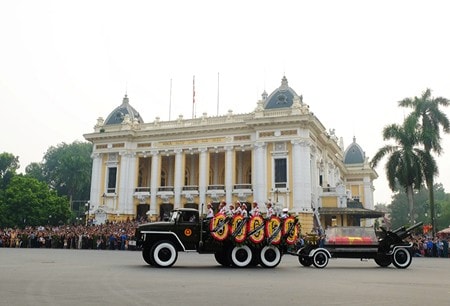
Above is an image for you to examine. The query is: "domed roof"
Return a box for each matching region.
[104,94,144,125]
[344,137,365,164]
[263,76,300,109]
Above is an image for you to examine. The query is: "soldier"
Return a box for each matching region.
[250,201,260,216]
[266,202,274,218]
[206,203,214,219]
[242,204,248,218]
[218,200,227,215]
[234,201,243,215]
[281,208,289,219]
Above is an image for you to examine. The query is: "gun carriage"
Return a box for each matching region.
[295,222,422,269]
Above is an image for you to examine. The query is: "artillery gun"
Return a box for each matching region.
[296,222,423,269]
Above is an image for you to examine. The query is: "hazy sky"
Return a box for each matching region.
[1,0,449,204]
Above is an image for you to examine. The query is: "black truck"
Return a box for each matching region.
[135,208,299,268]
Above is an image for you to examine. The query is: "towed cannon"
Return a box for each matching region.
[296,222,423,269]
[135,208,300,268]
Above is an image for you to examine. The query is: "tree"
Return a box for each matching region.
[41,141,93,204]
[399,88,450,235]
[25,162,46,182]
[0,175,72,227]
[371,115,432,225]
[0,152,19,189]
[389,183,448,230]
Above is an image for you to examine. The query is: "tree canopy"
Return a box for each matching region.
[0,175,72,227]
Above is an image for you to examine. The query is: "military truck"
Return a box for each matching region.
[135,208,299,268]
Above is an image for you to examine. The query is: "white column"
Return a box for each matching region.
[118,151,136,215]
[364,177,375,226]
[225,146,234,205]
[310,147,319,209]
[89,153,103,208]
[253,142,266,206]
[174,149,183,208]
[198,147,208,206]
[292,139,312,212]
[150,150,159,216]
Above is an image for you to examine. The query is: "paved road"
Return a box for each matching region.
[0,248,449,306]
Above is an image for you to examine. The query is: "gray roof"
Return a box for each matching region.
[263,76,300,109]
[104,95,144,125]
[344,137,365,164]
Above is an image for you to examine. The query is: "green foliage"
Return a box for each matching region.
[41,141,93,202]
[25,162,45,182]
[0,175,72,227]
[389,183,449,229]
[0,152,20,189]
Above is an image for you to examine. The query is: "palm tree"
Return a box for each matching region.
[371,115,430,225]
[399,89,450,236]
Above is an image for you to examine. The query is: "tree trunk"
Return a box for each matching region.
[428,179,436,237]
[406,185,415,225]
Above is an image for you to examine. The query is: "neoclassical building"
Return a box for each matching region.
[84,76,381,231]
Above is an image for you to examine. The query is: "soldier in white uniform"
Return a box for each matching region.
[266,202,275,218]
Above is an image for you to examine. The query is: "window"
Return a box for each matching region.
[274,158,287,188]
[107,167,117,193]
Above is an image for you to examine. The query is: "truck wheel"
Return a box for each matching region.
[142,245,155,266]
[392,248,411,269]
[259,245,281,268]
[230,245,252,268]
[374,254,392,267]
[214,251,231,267]
[312,250,329,268]
[299,256,313,267]
[151,241,178,268]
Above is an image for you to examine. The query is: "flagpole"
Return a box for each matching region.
[192,75,195,119]
[216,72,220,116]
[169,78,172,121]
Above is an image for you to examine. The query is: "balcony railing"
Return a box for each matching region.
[233,184,252,190]
[134,187,151,193]
[208,185,225,191]
[182,185,199,191]
[158,186,174,192]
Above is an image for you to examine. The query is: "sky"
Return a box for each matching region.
[1,0,450,205]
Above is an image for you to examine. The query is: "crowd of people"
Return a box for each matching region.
[0,220,140,250]
[409,234,450,258]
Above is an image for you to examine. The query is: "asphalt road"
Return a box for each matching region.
[0,248,449,306]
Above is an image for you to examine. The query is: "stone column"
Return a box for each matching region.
[253,142,266,206]
[292,139,312,212]
[198,147,208,207]
[174,149,184,208]
[225,146,234,205]
[89,153,103,208]
[150,150,160,216]
[118,151,137,215]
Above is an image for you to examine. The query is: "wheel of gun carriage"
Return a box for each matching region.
[392,248,412,269]
[298,255,313,267]
[230,245,253,268]
[259,245,282,268]
[151,240,178,268]
[312,250,329,268]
